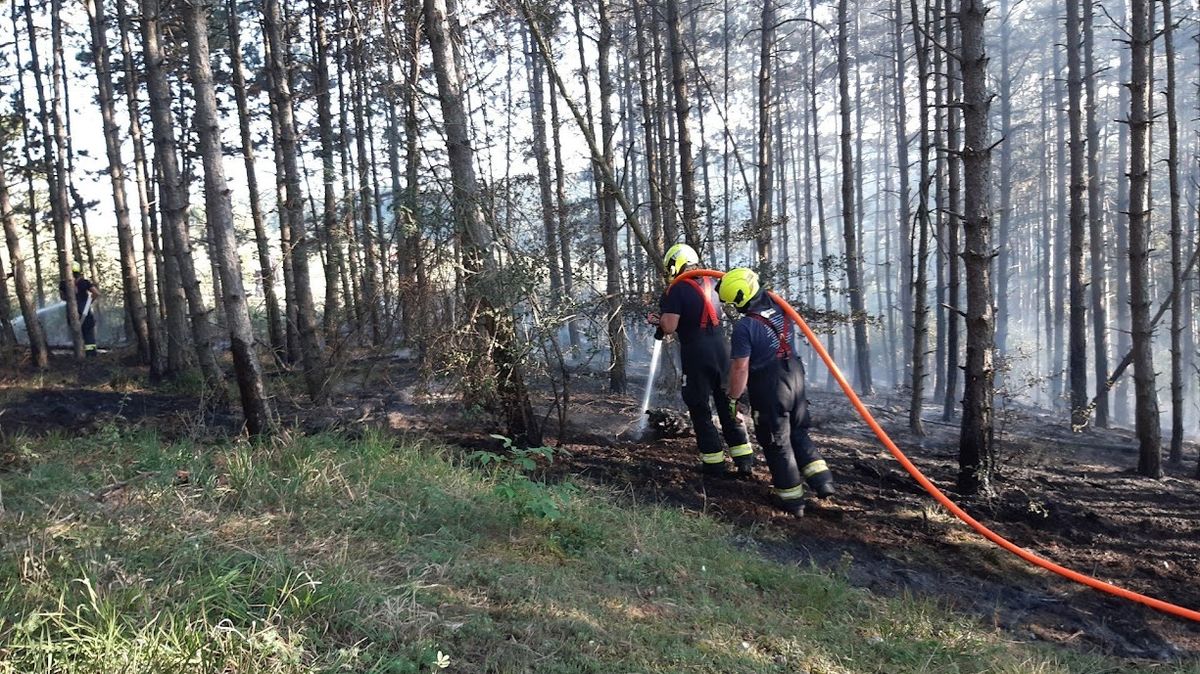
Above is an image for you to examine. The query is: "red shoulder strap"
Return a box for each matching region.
[745,308,792,358]
[681,277,720,328]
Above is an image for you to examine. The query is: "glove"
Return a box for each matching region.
[654,325,665,341]
[727,396,745,419]
[646,312,661,326]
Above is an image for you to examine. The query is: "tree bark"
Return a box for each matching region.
[185,0,272,435]
[1066,0,1089,428]
[839,0,872,394]
[666,0,701,252]
[24,0,83,359]
[0,160,49,366]
[755,0,774,271]
[909,0,932,435]
[941,0,960,421]
[311,0,342,344]
[114,0,165,376]
[957,0,994,495]
[226,0,285,362]
[1163,0,1184,463]
[597,0,628,394]
[1083,0,1108,428]
[1127,0,1162,477]
[140,0,223,387]
[892,0,913,390]
[525,24,563,313]
[263,0,327,399]
[85,0,150,363]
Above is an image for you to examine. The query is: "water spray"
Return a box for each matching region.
[637,338,664,434]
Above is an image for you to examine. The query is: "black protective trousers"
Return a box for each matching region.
[746,355,833,498]
[680,331,750,461]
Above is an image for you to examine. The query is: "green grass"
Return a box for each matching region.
[0,425,1195,673]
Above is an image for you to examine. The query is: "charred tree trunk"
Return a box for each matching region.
[1163,0,1184,463]
[1127,0,1162,476]
[1067,0,1088,427]
[957,0,994,495]
[892,0,913,390]
[942,0,961,421]
[909,0,932,435]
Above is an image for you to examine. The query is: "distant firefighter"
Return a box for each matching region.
[61,261,101,357]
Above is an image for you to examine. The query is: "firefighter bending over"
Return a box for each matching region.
[718,267,835,516]
[648,244,754,476]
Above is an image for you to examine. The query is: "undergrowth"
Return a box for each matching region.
[0,425,1193,673]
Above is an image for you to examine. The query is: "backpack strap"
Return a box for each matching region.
[745,305,791,359]
[680,277,720,329]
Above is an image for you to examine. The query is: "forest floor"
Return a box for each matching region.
[3,350,1200,665]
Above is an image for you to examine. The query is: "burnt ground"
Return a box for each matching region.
[3,352,1200,663]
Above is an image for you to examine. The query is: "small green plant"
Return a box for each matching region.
[467,435,573,520]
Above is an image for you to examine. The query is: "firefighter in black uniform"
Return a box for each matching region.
[648,244,754,476]
[61,261,100,356]
[718,267,835,516]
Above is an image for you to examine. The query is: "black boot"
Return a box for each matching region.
[733,454,755,477]
[779,499,805,517]
[808,471,836,499]
[700,461,730,478]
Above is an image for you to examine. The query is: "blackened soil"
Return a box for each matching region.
[432,372,1200,663]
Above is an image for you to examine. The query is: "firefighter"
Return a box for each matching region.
[718,267,835,516]
[648,244,754,476]
[61,261,100,356]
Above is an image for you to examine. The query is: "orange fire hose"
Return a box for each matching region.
[674,269,1200,623]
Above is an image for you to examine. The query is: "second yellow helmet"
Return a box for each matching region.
[717,267,760,308]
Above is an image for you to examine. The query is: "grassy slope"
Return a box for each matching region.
[0,427,1193,674]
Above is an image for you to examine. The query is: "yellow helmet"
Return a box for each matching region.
[717,267,760,308]
[663,243,699,278]
[71,261,82,274]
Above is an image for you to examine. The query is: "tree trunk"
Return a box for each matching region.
[546,43,581,349]
[24,0,83,359]
[957,0,994,495]
[85,0,150,363]
[597,0,628,393]
[941,0,960,421]
[311,0,342,344]
[140,0,223,388]
[908,0,932,435]
[892,0,913,390]
[838,0,872,394]
[1163,0,1184,463]
[0,160,49,366]
[1066,0,1089,428]
[632,0,665,259]
[114,0,165,376]
[226,0,284,362]
[1083,0,1108,428]
[1114,38,1132,424]
[995,0,1013,356]
[185,0,272,435]
[525,24,563,314]
[426,0,539,442]
[666,0,701,252]
[1052,46,1067,407]
[1128,0,1162,477]
[755,0,774,271]
[263,0,327,399]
